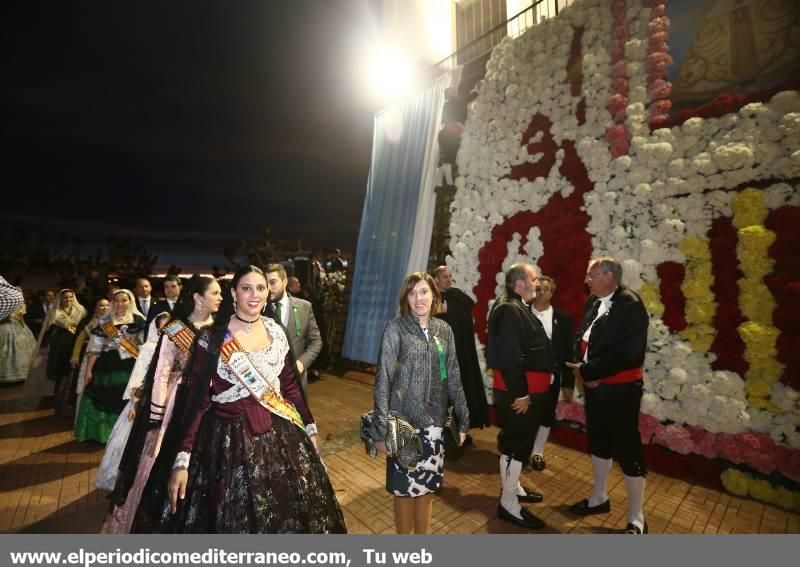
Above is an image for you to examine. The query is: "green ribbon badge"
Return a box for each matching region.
[433,336,447,381]
[293,305,301,337]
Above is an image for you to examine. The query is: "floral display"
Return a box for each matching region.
[447,0,800,504]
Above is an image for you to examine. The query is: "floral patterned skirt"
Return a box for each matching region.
[386,426,445,497]
[155,412,347,534]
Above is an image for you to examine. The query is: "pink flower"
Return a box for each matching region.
[649,31,668,48]
[611,0,626,16]
[639,414,663,444]
[648,16,671,34]
[556,401,586,425]
[655,424,694,455]
[606,123,631,156]
[610,139,630,158]
[613,60,628,79]
[648,99,671,114]
[652,5,666,17]
[609,41,625,62]
[613,26,629,42]
[613,78,630,96]
[774,445,800,482]
[646,52,674,73]
[687,426,717,459]
[647,77,672,101]
[608,93,628,117]
[716,434,743,464]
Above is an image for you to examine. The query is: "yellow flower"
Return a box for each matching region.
[774,486,800,513]
[750,479,778,504]
[639,283,664,318]
[679,236,712,259]
[721,469,750,497]
[732,188,768,228]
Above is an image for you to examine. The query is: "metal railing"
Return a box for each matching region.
[432,0,573,75]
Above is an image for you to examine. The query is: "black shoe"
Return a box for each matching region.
[568,498,610,517]
[518,485,544,503]
[463,434,474,448]
[532,454,545,471]
[497,504,545,530]
[624,521,648,534]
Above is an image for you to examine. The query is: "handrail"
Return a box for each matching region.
[432,0,572,76]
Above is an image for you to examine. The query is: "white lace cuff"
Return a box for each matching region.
[305,423,318,437]
[173,451,191,470]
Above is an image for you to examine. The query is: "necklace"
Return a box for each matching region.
[234,313,260,332]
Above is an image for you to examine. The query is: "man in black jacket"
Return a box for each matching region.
[433,266,490,432]
[530,275,575,471]
[488,263,555,530]
[566,257,649,534]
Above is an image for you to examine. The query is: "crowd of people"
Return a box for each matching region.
[0,252,647,534]
[367,256,648,535]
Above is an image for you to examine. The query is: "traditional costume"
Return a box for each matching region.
[74,293,144,444]
[531,304,574,469]
[95,316,164,491]
[101,318,201,533]
[435,287,490,428]
[569,284,649,534]
[132,317,345,533]
[0,307,37,384]
[46,290,86,415]
[487,290,555,529]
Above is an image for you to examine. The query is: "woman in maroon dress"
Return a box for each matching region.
[136,265,345,534]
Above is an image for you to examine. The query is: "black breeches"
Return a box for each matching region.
[584,381,646,477]
[539,374,561,428]
[494,390,547,465]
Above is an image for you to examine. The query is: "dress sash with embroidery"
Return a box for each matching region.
[219,335,304,430]
[162,320,196,354]
[99,321,139,358]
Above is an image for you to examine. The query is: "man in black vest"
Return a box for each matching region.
[488,263,555,530]
[530,275,575,471]
[566,256,649,534]
[433,266,490,434]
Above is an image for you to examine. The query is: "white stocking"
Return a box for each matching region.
[588,456,612,506]
[443,163,453,185]
[624,474,646,529]
[500,455,523,518]
[533,426,550,456]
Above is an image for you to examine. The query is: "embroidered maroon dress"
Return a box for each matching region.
[132,317,345,534]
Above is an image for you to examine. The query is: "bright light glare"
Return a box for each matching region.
[367,47,412,101]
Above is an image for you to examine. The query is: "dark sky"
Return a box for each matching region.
[1,1,383,271]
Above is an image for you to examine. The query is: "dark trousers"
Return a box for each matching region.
[494,389,548,465]
[540,374,561,428]
[584,381,646,477]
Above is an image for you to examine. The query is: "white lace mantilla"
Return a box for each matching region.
[211,317,290,405]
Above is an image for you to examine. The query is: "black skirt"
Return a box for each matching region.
[154,411,347,534]
[46,326,76,379]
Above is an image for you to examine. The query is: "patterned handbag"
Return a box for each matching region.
[360,410,423,469]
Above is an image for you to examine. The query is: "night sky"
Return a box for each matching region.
[1,1,384,271]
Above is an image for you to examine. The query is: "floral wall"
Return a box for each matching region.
[448,0,800,509]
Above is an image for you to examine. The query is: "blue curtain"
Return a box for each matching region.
[342,87,439,364]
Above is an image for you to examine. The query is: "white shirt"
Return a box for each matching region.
[276,294,291,328]
[532,305,553,340]
[581,288,616,362]
[167,299,175,311]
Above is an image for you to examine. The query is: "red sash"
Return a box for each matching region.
[580,340,643,384]
[493,370,551,394]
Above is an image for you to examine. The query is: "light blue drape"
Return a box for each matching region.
[342,86,441,364]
